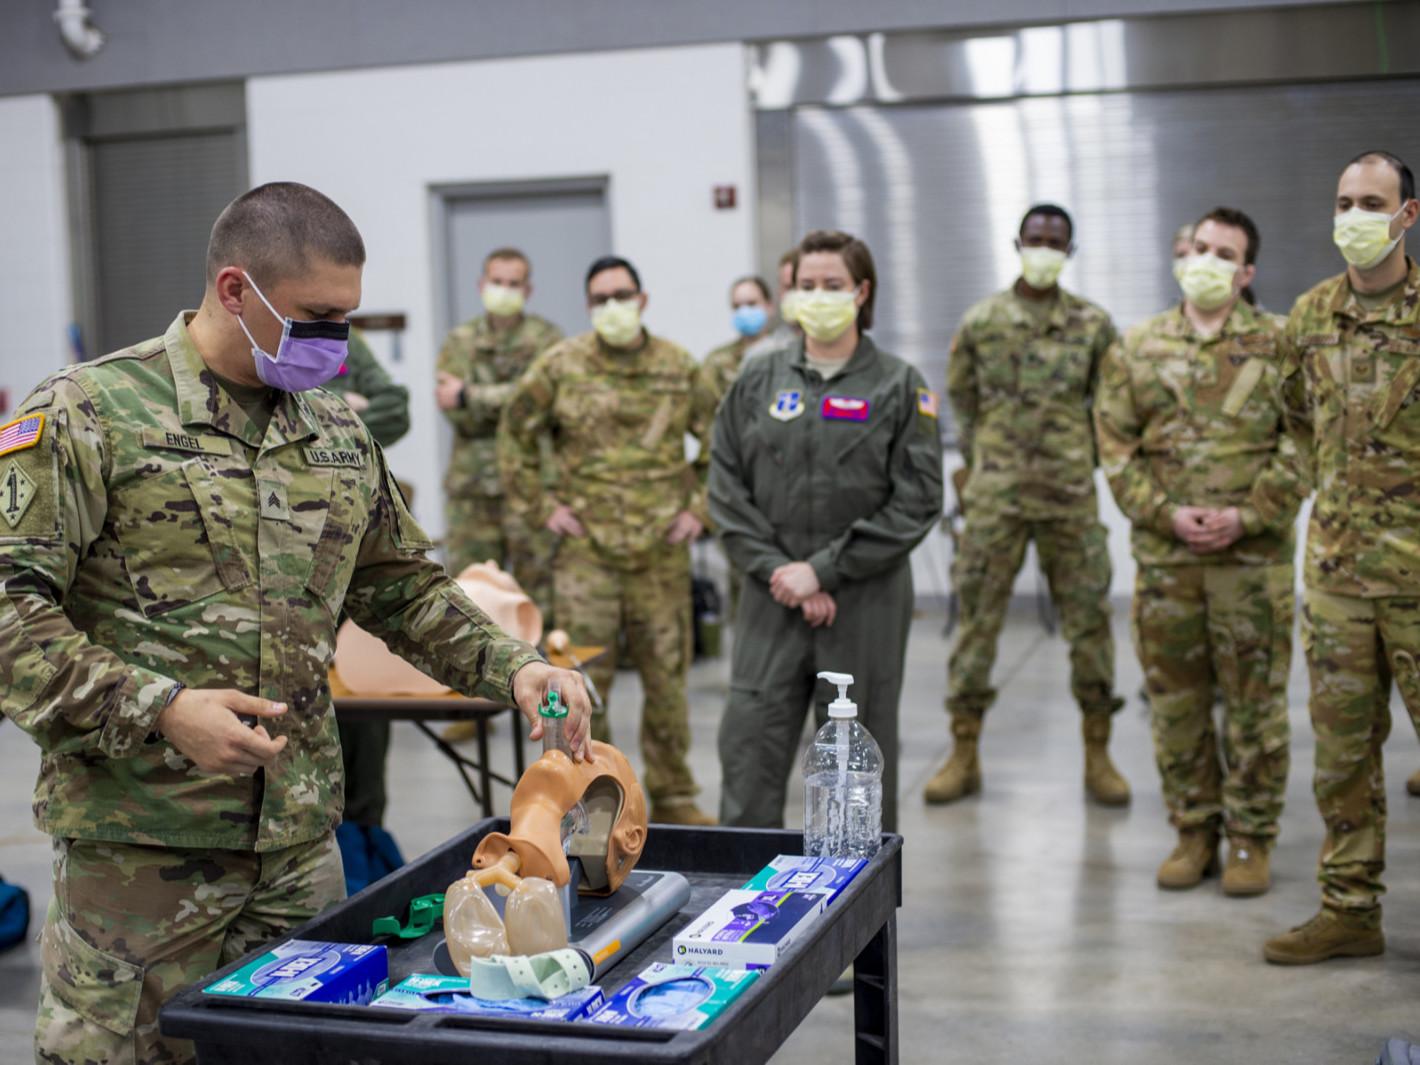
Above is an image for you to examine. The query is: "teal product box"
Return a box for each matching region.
[204,940,388,1005]
[741,855,866,904]
[369,974,605,1019]
[671,888,825,969]
[586,963,759,1030]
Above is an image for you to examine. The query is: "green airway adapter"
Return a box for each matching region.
[371,894,446,940]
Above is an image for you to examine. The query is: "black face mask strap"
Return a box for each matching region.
[287,319,351,341]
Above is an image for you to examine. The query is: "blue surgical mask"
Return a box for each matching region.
[732,304,768,338]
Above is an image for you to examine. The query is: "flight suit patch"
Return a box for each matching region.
[917,388,939,418]
[259,481,290,521]
[0,460,36,528]
[821,396,870,421]
[769,390,805,421]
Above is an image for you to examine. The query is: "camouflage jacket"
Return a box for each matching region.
[0,313,540,851]
[1281,258,1420,597]
[498,329,717,564]
[1095,301,1306,567]
[324,329,410,448]
[946,286,1116,519]
[702,337,750,409]
[438,313,562,497]
[708,336,944,590]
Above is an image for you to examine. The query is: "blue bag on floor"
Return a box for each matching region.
[336,822,406,896]
[0,877,31,953]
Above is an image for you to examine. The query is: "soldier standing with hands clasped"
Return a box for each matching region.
[499,255,718,826]
[1265,151,1420,964]
[0,183,593,1065]
[1096,207,1307,897]
[927,204,1129,807]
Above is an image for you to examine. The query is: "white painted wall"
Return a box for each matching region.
[0,95,73,412]
[246,42,756,540]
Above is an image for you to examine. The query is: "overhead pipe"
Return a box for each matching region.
[55,0,105,60]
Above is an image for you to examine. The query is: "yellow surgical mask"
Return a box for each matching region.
[1333,205,1406,269]
[481,283,525,317]
[591,299,642,347]
[1177,253,1239,311]
[795,290,858,342]
[779,291,802,325]
[1019,247,1067,289]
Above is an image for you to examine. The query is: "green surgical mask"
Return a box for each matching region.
[1333,205,1406,269]
[795,290,858,342]
[481,283,525,318]
[591,299,642,347]
[1019,247,1067,289]
[1178,253,1239,311]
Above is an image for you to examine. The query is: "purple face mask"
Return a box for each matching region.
[234,271,350,392]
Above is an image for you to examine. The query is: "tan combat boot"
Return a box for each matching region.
[1263,907,1384,965]
[1156,827,1219,889]
[1081,714,1130,806]
[650,802,717,827]
[1221,837,1271,897]
[1408,768,1420,797]
[923,714,982,804]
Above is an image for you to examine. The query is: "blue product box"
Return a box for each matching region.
[204,940,388,1005]
[741,855,867,905]
[369,974,605,1019]
[587,963,759,1030]
[672,887,825,969]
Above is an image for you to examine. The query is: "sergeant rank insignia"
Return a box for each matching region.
[770,389,805,421]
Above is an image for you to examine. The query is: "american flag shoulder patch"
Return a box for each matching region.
[0,413,44,457]
[917,388,939,418]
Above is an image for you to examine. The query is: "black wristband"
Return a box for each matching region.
[458,384,469,408]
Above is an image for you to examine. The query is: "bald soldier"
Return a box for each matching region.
[1265,151,1420,964]
[0,182,592,1065]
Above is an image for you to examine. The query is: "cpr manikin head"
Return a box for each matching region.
[472,740,647,896]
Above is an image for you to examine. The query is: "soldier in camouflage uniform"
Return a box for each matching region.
[703,275,776,620]
[435,248,562,605]
[0,183,593,1065]
[1265,152,1420,964]
[926,204,1129,807]
[1096,208,1308,897]
[499,255,718,826]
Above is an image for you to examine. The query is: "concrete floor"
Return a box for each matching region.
[4,604,1420,1063]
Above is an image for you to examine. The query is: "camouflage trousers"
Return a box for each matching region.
[554,536,698,807]
[948,513,1119,717]
[36,834,343,1065]
[444,492,556,622]
[1132,562,1293,841]
[1303,587,1420,914]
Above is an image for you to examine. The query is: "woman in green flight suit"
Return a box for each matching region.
[708,230,944,833]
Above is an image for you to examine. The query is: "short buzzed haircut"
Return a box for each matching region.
[585,255,641,292]
[484,247,530,276]
[1020,203,1074,242]
[206,182,365,289]
[1345,150,1415,204]
[1194,206,1260,266]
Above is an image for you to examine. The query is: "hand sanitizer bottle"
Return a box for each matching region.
[802,672,883,859]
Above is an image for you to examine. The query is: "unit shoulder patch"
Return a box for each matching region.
[0,460,36,528]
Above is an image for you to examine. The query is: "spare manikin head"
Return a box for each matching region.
[472,740,647,896]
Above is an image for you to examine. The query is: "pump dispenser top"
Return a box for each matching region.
[818,671,856,719]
